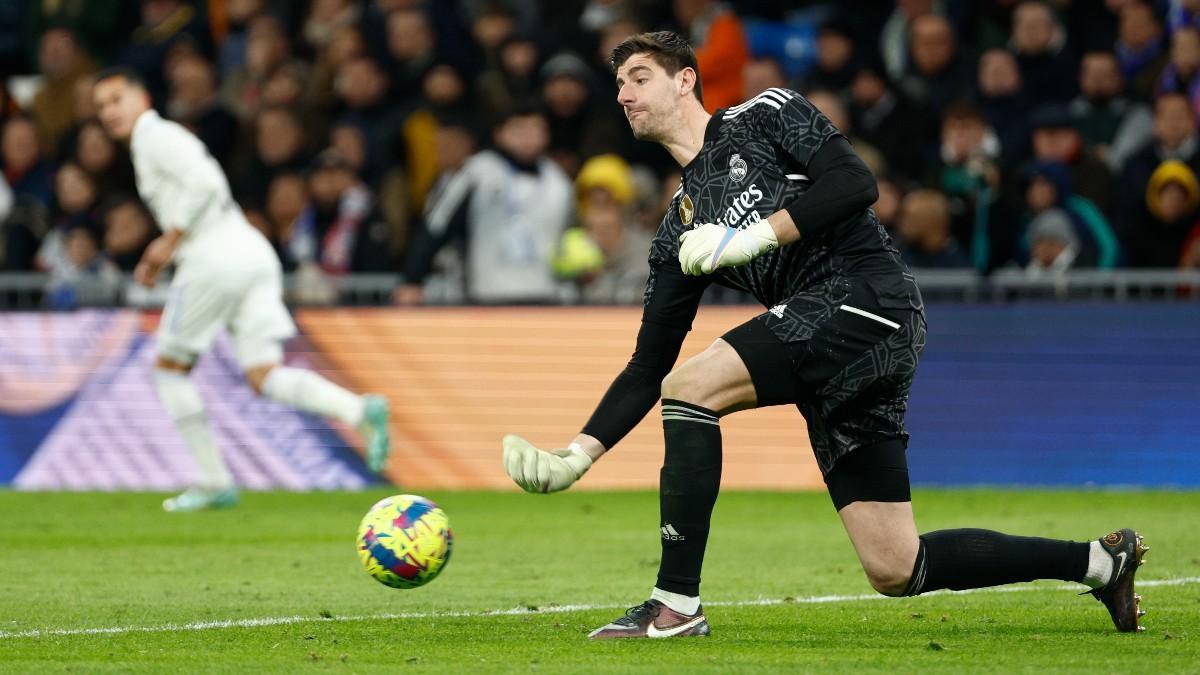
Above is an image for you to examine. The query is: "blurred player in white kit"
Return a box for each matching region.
[92,67,391,512]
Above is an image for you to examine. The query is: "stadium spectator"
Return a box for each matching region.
[1021,160,1119,268]
[24,0,132,66]
[880,0,939,83]
[2,114,54,209]
[1119,91,1200,254]
[262,170,303,235]
[804,89,887,176]
[1134,158,1200,266]
[71,119,136,197]
[70,73,99,125]
[398,104,571,305]
[116,0,213,103]
[743,55,788,102]
[1010,1,1078,103]
[310,24,366,110]
[1116,0,1170,100]
[896,188,972,268]
[100,195,153,272]
[1071,50,1154,172]
[42,225,121,309]
[477,33,541,120]
[977,48,1032,166]
[897,14,973,121]
[216,0,266,78]
[554,153,651,303]
[301,0,362,56]
[219,14,291,122]
[399,62,473,220]
[849,62,924,178]
[260,60,312,111]
[578,0,629,35]
[674,0,749,111]
[382,7,437,106]
[166,54,238,166]
[34,161,101,274]
[1158,26,1200,110]
[258,171,305,271]
[334,56,404,166]
[801,17,858,94]
[232,106,310,202]
[328,117,373,183]
[382,111,479,253]
[929,102,1010,270]
[284,149,393,275]
[592,13,644,100]
[30,28,97,157]
[540,51,625,177]
[1028,103,1115,216]
[1025,208,1082,276]
[469,2,519,68]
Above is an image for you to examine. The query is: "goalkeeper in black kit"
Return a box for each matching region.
[502,31,1147,638]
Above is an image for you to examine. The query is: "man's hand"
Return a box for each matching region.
[678,220,778,275]
[502,434,592,493]
[134,230,183,288]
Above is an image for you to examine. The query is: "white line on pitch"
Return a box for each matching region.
[2,577,1197,641]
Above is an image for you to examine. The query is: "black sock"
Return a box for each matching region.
[655,399,722,596]
[903,528,1091,596]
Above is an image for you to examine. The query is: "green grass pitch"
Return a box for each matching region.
[0,489,1197,673]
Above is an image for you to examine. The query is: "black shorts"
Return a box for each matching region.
[722,277,927,481]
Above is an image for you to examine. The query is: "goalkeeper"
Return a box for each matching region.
[503,31,1147,639]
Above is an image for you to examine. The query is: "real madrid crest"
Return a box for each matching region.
[679,193,694,225]
[729,153,748,184]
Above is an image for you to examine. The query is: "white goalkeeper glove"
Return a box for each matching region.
[678,220,779,275]
[502,434,593,493]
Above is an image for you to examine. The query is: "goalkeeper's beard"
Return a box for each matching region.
[629,108,676,143]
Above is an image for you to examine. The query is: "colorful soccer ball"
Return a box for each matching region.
[356,494,453,589]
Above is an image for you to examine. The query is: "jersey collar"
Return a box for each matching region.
[705,110,725,143]
[682,111,726,174]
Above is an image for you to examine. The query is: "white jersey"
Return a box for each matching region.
[131,109,295,367]
[130,109,276,271]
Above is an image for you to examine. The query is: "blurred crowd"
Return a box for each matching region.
[3,0,1200,308]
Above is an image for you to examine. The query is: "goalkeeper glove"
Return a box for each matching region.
[678,220,779,275]
[502,434,592,493]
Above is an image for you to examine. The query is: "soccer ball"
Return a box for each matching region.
[356,494,453,589]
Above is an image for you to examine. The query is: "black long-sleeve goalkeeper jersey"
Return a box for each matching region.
[581,88,923,449]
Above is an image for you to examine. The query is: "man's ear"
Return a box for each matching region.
[678,67,697,98]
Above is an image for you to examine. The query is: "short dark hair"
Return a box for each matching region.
[93,66,147,90]
[609,30,703,105]
[942,100,985,125]
[100,193,149,219]
[493,99,545,130]
[1155,90,1191,112]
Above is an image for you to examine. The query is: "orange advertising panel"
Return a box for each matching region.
[296,307,823,491]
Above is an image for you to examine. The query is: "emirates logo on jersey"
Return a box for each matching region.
[728,153,748,184]
[678,193,695,225]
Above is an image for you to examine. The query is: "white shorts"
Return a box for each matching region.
[157,264,297,370]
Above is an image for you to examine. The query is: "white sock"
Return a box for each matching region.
[154,369,233,490]
[1081,540,1114,589]
[260,366,364,426]
[651,587,701,615]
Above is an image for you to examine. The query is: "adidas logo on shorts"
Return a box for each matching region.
[661,524,685,541]
[769,304,787,318]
